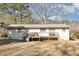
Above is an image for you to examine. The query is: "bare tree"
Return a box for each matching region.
[30,3,65,24]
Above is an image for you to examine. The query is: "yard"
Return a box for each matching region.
[0,40,79,56]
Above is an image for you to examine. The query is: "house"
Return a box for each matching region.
[7,24,69,41]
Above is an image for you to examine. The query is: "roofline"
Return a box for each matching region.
[7,27,69,29]
[7,24,69,29]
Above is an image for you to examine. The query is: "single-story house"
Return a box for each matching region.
[7,24,69,41]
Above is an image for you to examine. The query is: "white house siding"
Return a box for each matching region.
[55,29,69,40]
[28,29,69,40]
[39,29,49,37]
[28,29,49,37]
[28,29,40,33]
[8,28,69,40]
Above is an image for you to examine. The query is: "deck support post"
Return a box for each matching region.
[48,37,50,41]
[39,37,40,41]
[27,36,30,42]
[31,37,33,41]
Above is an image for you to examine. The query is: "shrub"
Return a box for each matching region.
[73,32,79,39]
[0,31,7,37]
[1,32,7,37]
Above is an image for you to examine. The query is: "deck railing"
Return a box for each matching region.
[28,32,59,37]
[26,32,60,41]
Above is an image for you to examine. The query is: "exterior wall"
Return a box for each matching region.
[39,29,49,37]
[28,29,49,37]
[28,29,40,33]
[28,28,69,40]
[8,28,69,40]
[8,29,27,40]
[55,29,69,40]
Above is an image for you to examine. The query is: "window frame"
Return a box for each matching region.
[40,28,46,32]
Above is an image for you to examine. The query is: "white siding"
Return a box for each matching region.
[28,29,40,33]
[55,29,69,40]
[28,29,49,37]
[28,28,69,40]
[8,28,69,40]
[39,29,49,37]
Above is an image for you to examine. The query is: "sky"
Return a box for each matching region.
[29,3,79,21]
[63,3,79,21]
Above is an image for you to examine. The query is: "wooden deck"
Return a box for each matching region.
[26,36,58,42]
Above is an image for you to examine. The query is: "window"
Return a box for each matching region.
[49,29,55,32]
[9,30,12,34]
[49,29,55,36]
[16,29,21,33]
[16,29,18,32]
[18,30,21,33]
[62,29,65,32]
[40,28,46,32]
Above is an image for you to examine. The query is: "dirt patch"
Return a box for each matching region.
[0,40,79,56]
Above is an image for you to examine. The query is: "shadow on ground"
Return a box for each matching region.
[0,39,25,45]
